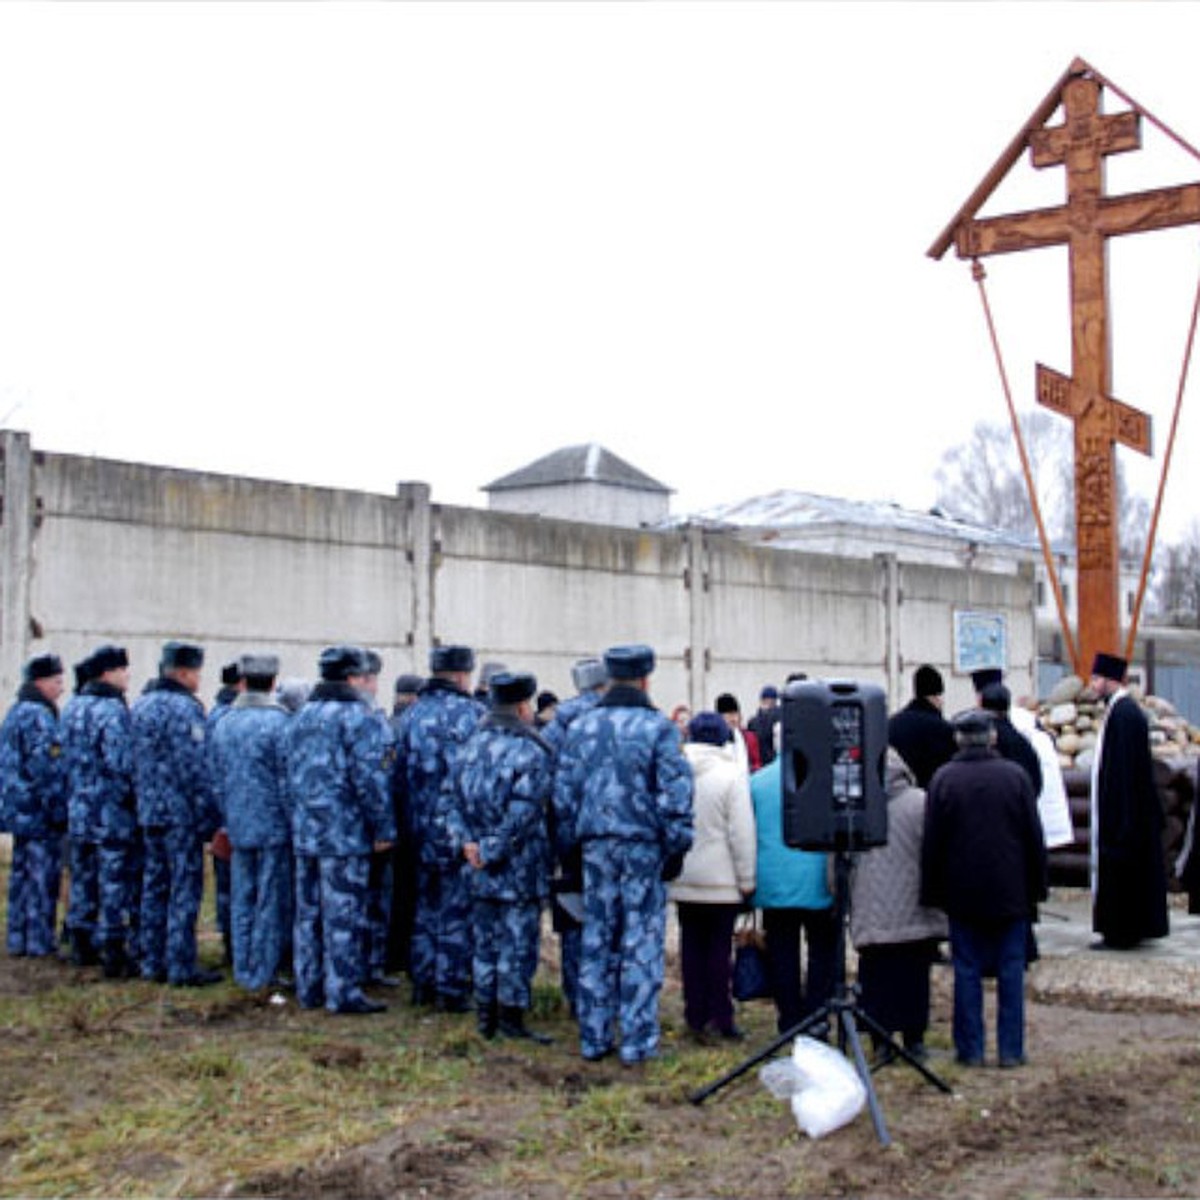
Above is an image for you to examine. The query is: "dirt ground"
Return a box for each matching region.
[248,983,1200,1200]
[4,929,1198,1200]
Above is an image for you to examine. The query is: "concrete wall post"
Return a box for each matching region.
[398,482,433,674]
[0,431,34,699]
[876,551,900,705]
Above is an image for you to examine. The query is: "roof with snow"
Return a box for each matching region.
[484,443,672,494]
[671,489,1057,555]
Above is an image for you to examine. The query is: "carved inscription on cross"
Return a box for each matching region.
[950,66,1200,672]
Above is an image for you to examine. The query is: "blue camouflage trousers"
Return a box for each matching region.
[579,839,667,1064]
[67,839,100,943]
[293,853,371,1012]
[411,861,473,1003]
[214,854,232,960]
[98,838,142,960]
[231,846,293,990]
[7,836,64,957]
[560,926,581,1018]
[366,851,392,977]
[471,898,541,1010]
[140,828,205,983]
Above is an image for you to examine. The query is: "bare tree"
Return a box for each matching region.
[934,412,1072,540]
[1152,521,1200,627]
[935,413,1151,560]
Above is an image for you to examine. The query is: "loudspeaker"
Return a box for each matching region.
[781,679,888,851]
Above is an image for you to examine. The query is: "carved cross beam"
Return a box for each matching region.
[939,65,1200,674]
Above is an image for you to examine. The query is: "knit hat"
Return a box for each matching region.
[688,711,732,746]
[914,664,944,698]
[714,692,740,715]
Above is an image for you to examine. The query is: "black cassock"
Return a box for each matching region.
[1093,695,1169,946]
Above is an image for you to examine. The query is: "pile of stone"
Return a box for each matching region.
[1035,675,1200,772]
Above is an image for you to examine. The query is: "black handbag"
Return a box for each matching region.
[731,913,772,1002]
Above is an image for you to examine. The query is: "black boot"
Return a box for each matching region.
[70,930,99,968]
[498,1005,552,1045]
[101,944,133,980]
[477,1001,498,1039]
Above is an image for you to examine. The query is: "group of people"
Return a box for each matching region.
[0,635,1173,1069]
[874,653,1169,1067]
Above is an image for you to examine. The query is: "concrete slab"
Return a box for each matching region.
[1035,889,1200,962]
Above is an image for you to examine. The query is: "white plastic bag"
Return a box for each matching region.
[759,1035,866,1139]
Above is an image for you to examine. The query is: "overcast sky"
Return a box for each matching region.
[2,1,1199,542]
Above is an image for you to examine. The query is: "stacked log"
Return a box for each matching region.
[1036,676,1199,890]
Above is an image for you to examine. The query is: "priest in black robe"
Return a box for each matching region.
[1089,652,1169,950]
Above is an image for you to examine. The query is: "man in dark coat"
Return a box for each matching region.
[888,664,956,789]
[1089,652,1169,950]
[979,682,1042,796]
[747,686,781,768]
[922,710,1046,1068]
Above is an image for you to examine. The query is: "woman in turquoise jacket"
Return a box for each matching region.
[750,756,836,1034]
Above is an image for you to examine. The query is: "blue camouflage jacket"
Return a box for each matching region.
[539,690,601,757]
[444,713,553,903]
[553,684,694,858]
[393,679,484,867]
[132,677,220,838]
[0,684,67,838]
[288,681,396,857]
[63,682,137,844]
[210,693,293,849]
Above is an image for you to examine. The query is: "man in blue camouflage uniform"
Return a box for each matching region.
[289,645,396,1014]
[393,645,484,1011]
[62,644,138,972]
[541,656,608,1019]
[210,654,294,990]
[554,644,693,1065]
[133,641,223,986]
[206,660,244,966]
[387,673,424,977]
[55,654,97,955]
[1,655,68,957]
[356,649,401,989]
[445,671,554,1042]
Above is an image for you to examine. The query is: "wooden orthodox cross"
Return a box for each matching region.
[930,59,1200,676]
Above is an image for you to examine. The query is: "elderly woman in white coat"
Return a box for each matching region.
[669,711,757,1040]
[849,748,948,1061]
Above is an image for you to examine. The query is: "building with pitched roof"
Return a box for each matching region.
[483,442,671,528]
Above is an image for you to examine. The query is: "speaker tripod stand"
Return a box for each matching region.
[690,852,951,1147]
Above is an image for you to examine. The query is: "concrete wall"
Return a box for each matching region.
[0,430,1036,712]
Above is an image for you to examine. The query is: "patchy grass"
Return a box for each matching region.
[3,865,1200,1197]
